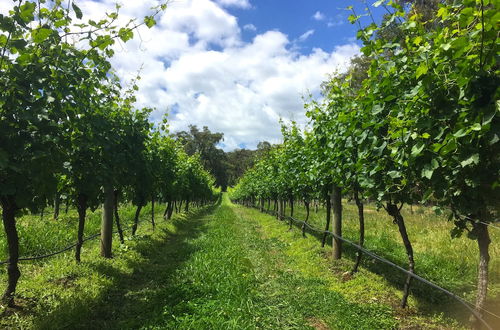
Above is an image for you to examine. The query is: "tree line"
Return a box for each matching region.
[174,125,273,190]
[231,0,498,326]
[0,0,218,307]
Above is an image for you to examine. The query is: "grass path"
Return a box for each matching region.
[2,195,463,329]
[139,195,398,329]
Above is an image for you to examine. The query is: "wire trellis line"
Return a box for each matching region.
[250,205,496,330]
[0,216,142,265]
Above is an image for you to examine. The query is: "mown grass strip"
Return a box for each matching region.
[0,204,214,329]
[1,195,463,329]
[150,195,397,329]
[232,200,464,329]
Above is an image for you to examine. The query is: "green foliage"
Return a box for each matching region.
[0,0,166,212]
[232,0,499,319]
[174,125,229,190]
[234,0,499,241]
[0,0,218,304]
[1,196,407,329]
[225,148,257,186]
[0,0,214,216]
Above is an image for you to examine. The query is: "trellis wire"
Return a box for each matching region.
[252,205,495,330]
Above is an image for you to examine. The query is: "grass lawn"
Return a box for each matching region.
[0,194,496,328]
[259,199,500,327]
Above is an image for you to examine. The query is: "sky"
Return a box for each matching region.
[1,0,386,150]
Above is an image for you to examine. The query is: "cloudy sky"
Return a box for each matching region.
[1,0,385,150]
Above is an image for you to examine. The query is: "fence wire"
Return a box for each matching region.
[251,205,495,330]
[0,203,211,265]
[0,230,121,265]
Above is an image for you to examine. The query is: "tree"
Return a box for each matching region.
[0,1,95,305]
[64,64,120,262]
[0,0,166,304]
[351,0,498,317]
[174,125,229,190]
[226,148,255,187]
[233,1,498,322]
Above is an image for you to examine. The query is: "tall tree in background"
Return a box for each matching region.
[226,149,255,186]
[174,125,229,190]
[225,141,273,186]
[174,125,274,189]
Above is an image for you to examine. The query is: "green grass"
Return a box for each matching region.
[0,201,195,328]
[232,202,463,329]
[0,195,495,329]
[263,199,500,325]
[0,202,160,261]
[151,195,397,329]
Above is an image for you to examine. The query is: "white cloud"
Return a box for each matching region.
[0,2,11,14]
[215,0,252,9]
[328,20,344,28]
[312,11,325,21]
[327,14,344,28]
[298,29,314,42]
[160,0,242,48]
[243,23,257,31]
[106,0,358,150]
[2,0,358,151]
[154,28,358,150]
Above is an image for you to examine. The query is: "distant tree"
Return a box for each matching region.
[256,141,273,157]
[174,125,228,190]
[225,141,275,187]
[174,127,274,189]
[257,141,271,151]
[226,149,255,186]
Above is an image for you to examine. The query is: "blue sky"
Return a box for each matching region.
[0,0,388,151]
[232,1,386,53]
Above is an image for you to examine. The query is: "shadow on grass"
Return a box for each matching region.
[31,204,219,330]
[253,207,483,325]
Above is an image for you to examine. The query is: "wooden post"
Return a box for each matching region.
[321,190,331,247]
[332,185,342,260]
[151,195,155,230]
[100,183,114,258]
